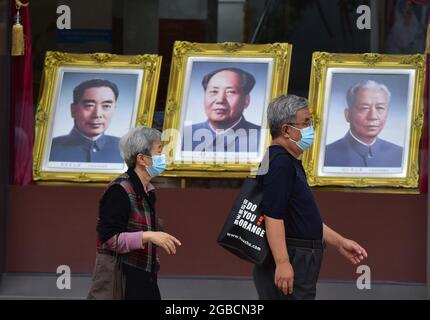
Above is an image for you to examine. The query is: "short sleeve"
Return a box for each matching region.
[261,155,296,219]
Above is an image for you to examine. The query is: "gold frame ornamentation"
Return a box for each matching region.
[302,52,425,188]
[161,41,293,178]
[33,51,162,183]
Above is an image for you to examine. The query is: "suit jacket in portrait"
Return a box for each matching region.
[324,132,403,167]
[49,128,122,163]
[182,117,261,152]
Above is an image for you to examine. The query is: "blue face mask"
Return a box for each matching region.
[145,154,167,177]
[289,125,315,151]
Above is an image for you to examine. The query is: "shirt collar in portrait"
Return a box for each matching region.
[208,116,244,135]
[70,127,109,150]
[348,130,376,146]
[345,132,375,159]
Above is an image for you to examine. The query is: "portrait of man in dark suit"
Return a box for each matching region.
[182,67,261,153]
[324,80,403,167]
[49,78,122,163]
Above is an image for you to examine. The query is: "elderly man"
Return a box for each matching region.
[324,80,403,167]
[182,67,261,153]
[253,94,367,300]
[49,78,122,163]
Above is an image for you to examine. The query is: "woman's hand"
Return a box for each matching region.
[142,231,181,254]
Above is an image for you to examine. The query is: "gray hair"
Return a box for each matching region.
[347,80,391,108]
[119,126,161,168]
[267,94,309,138]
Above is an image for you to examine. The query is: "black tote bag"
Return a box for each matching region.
[217,153,280,265]
[217,178,268,265]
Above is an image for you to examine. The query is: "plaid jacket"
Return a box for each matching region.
[97,171,160,273]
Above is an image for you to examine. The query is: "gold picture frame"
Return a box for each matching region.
[302,52,425,188]
[33,51,162,183]
[161,41,292,178]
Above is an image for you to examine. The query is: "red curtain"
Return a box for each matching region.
[9,1,34,185]
[419,53,429,194]
[411,0,429,193]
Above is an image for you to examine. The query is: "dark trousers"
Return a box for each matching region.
[123,264,161,300]
[253,238,324,300]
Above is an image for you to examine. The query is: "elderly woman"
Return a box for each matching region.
[95,126,181,300]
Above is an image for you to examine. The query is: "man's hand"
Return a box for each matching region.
[143,231,181,255]
[274,260,294,295]
[323,224,368,265]
[338,238,368,265]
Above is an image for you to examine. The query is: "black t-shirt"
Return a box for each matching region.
[260,145,323,240]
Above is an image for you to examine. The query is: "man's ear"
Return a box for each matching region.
[70,104,76,119]
[281,123,290,138]
[243,95,250,109]
[344,108,350,123]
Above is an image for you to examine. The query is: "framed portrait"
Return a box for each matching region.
[161,41,292,178]
[33,51,162,183]
[302,52,425,188]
